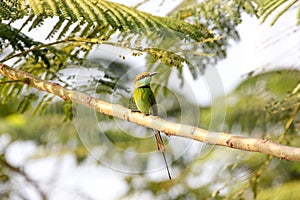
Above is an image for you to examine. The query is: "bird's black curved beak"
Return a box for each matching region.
[150,72,159,77]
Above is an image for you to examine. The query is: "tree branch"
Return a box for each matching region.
[1,63,300,161]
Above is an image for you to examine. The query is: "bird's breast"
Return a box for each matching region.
[133,87,154,114]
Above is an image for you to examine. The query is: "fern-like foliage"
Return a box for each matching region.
[171,0,258,59]
[0,0,24,20]
[142,0,258,85]
[0,0,213,68]
[0,0,259,116]
[258,0,300,25]
[0,0,218,115]
[0,0,209,41]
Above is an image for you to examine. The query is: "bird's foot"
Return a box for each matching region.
[130,110,141,114]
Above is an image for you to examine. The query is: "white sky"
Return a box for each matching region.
[107,0,300,106]
[184,10,300,105]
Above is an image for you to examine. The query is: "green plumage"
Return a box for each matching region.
[134,87,158,115]
[133,72,171,180]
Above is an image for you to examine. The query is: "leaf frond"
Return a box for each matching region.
[0,0,209,42]
[258,0,299,25]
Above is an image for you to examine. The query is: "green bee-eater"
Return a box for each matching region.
[133,72,171,180]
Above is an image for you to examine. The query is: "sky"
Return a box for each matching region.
[2,0,300,199]
[104,0,300,106]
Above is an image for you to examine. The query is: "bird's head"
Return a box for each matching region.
[134,72,158,88]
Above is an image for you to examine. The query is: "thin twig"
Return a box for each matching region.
[133,0,151,9]
[0,37,193,69]
[1,37,152,63]
[0,78,29,84]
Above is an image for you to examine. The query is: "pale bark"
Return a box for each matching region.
[1,63,300,161]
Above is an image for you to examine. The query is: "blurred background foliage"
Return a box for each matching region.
[1,0,300,199]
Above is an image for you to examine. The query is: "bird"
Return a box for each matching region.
[133,72,171,180]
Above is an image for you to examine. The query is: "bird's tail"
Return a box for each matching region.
[154,130,172,180]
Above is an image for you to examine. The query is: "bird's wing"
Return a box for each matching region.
[148,89,158,116]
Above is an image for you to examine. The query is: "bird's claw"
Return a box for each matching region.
[130,110,141,114]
